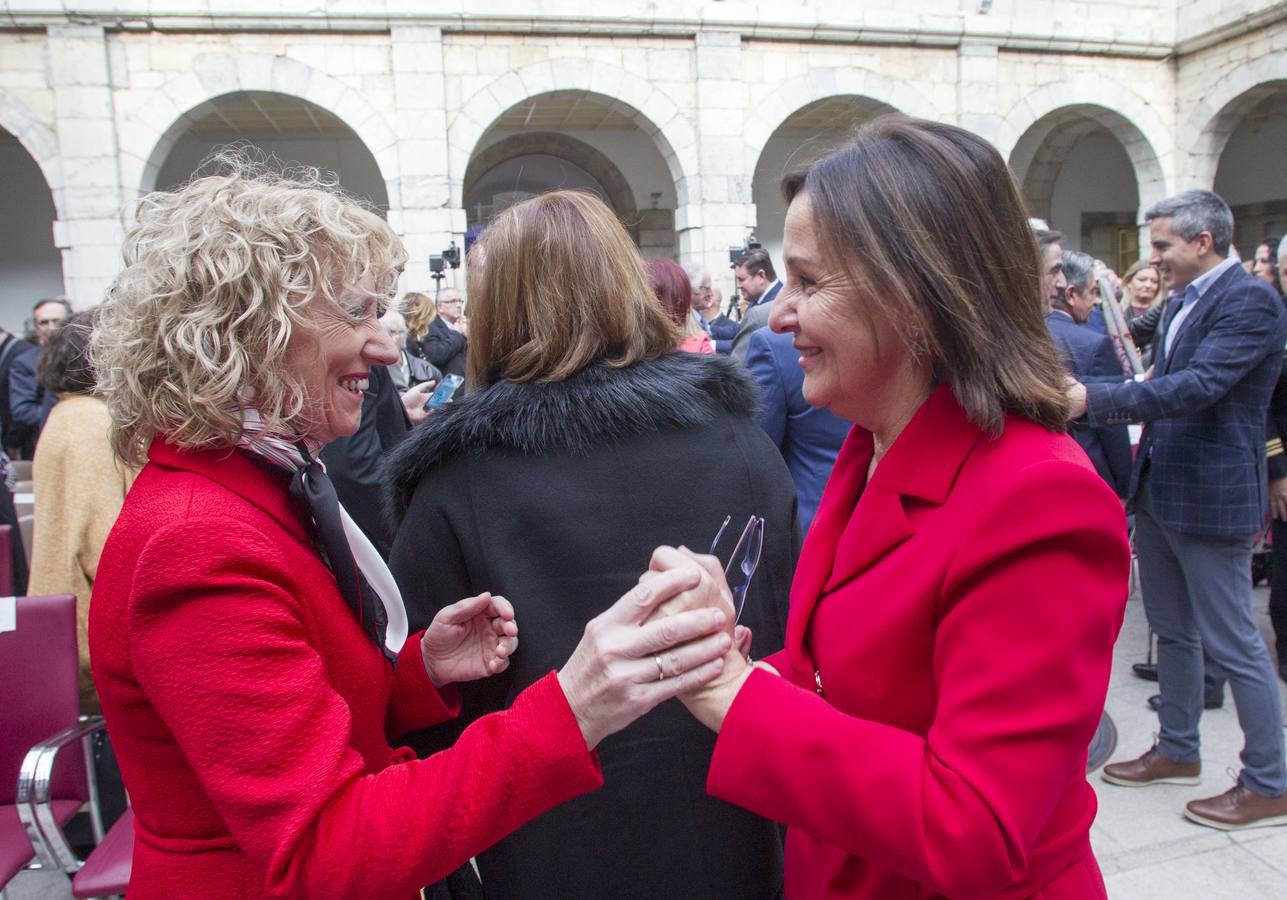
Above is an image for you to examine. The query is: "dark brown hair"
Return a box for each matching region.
[466,191,678,388]
[782,115,1070,435]
[38,309,98,395]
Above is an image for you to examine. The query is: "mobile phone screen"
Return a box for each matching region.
[423,374,464,410]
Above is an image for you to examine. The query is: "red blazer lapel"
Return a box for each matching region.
[784,384,984,672]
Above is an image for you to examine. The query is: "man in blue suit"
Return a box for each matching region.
[745,326,850,532]
[1046,250,1132,497]
[1072,190,1287,830]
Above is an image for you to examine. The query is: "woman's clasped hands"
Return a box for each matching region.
[556,563,734,750]
[641,546,769,733]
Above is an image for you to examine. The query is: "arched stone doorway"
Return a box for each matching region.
[463,132,640,244]
[462,91,676,258]
[1210,83,1287,255]
[0,128,64,332]
[1010,105,1163,273]
[751,96,896,268]
[147,91,389,210]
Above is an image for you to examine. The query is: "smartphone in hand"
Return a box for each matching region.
[423,373,464,410]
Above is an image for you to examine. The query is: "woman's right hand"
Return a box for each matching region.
[557,565,731,750]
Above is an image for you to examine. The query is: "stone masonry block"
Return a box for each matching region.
[194,53,242,95]
[271,56,314,97]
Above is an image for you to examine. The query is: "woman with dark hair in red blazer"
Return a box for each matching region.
[86,159,734,899]
[651,116,1130,898]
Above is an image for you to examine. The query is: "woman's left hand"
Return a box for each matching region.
[420,592,518,688]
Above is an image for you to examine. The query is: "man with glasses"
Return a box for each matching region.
[686,265,739,353]
[421,288,468,401]
[6,298,70,458]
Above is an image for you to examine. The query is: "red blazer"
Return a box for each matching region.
[89,440,602,899]
[709,385,1128,898]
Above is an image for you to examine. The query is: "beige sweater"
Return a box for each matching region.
[29,394,135,713]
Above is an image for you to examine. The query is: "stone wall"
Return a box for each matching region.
[0,1,1284,319]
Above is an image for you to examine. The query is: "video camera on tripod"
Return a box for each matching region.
[429,241,461,296]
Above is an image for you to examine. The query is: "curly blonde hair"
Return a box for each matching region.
[92,157,406,465]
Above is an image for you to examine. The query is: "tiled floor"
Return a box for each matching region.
[1092,583,1287,899]
[9,587,1287,899]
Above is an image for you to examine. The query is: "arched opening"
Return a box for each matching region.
[1010,105,1161,273]
[1211,82,1287,254]
[0,128,63,331]
[752,96,895,267]
[149,91,389,210]
[464,91,676,257]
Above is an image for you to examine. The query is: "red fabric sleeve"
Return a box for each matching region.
[387,629,461,738]
[130,519,602,899]
[707,461,1127,896]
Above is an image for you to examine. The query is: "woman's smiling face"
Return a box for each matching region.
[285,284,399,446]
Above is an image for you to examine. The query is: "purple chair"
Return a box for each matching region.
[0,525,13,596]
[3,594,133,898]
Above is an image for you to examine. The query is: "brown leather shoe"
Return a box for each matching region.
[1101,746,1200,787]
[1184,785,1287,830]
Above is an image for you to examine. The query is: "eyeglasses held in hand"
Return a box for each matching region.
[708,514,765,624]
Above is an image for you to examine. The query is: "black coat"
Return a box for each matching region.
[384,352,796,900]
[411,315,468,379]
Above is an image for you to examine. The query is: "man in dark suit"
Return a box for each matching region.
[729,248,782,363]
[745,326,850,532]
[1046,250,1132,497]
[1072,190,1287,830]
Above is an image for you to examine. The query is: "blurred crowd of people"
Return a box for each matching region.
[6,118,1287,900]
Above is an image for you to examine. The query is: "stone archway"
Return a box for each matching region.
[1182,54,1287,190]
[0,89,62,217]
[0,125,64,327]
[447,59,696,209]
[750,94,900,265]
[146,91,389,210]
[463,132,639,226]
[998,76,1171,221]
[744,67,943,179]
[118,52,398,205]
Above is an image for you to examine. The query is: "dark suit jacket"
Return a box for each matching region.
[1087,264,1287,536]
[1046,311,1132,497]
[7,343,54,458]
[706,313,740,354]
[411,316,467,380]
[746,327,851,531]
[730,281,783,363]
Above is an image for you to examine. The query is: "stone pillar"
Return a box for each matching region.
[957,41,1000,144]
[389,26,461,295]
[679,30,754,287]
[47,24,125,308]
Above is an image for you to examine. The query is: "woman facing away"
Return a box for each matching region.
[646,257,715,354]
[385,190,799,899]
[648,116,1130,898]
[30,310,136,714]
[86,163,734,899]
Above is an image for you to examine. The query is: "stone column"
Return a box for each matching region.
[389,26,461,295]
[957,40,1000,144]
[679,30,754,285]
[46,24,125,308]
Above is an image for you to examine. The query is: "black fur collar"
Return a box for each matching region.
[382,352,758,517]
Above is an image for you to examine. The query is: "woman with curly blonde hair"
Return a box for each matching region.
[87,161,736,899]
